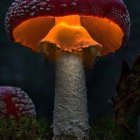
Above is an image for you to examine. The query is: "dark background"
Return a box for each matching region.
[0,0,140,132]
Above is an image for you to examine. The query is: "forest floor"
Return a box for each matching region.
[0,117,139,140]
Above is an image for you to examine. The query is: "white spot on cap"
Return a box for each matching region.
[0,101,6,109]
[48,4,54,8]
[71,2,77,6]
[30,12,35,16]
[22,1,27,4]
[2,108,7,114]
[23,5,29,9]
[15,103,20,108]
[12,97,20,102]
[61,4,67,8]
[39,2,47,6]
[46,7,51,11]
[18,107,23,111]
[31,5,36,10]
[40,7,44,10]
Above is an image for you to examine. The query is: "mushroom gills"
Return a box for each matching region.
[13,15,124,56]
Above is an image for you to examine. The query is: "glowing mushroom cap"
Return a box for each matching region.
[5,0,130,55]
[0,86,36,118]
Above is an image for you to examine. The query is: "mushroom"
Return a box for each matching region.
[0,86,36,118]
[5,0,130,139]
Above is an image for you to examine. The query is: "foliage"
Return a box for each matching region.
[89,117,140,140]
[0,117,139,140]
[89,117,124,140]
[0,117,52,140]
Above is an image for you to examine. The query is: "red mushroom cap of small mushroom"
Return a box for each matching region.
[5,0,130,56]
[0,86,36,118]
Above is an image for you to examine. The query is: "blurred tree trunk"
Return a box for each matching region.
[113,56,140,140]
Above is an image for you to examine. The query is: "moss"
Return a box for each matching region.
[0,117,52,140]
[0,117,139,140]
[89,117,123,140]
[89,117,140,140]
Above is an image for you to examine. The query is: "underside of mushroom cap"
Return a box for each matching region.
[5,0,130,56]
[37,20,102,67]
[39,22,102,52]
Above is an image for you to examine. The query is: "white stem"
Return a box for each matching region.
[53,54,89,140]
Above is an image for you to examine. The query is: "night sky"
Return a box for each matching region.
[0,0,140,133]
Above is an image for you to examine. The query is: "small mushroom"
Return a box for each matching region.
[5,0,130,139]
[0,86,36,118]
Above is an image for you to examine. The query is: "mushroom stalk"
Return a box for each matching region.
[53,53,89,140]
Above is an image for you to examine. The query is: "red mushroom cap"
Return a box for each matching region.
[0,86,36,118]
[5,0,130,55]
